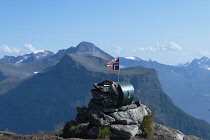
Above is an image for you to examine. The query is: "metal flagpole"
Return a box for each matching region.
[118,58,120,83]
[118,67,120,83]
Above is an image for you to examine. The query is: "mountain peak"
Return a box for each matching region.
[186,56,210,70]
[76,41,100,52]
[55,41,113,60]
[200,56,210,61]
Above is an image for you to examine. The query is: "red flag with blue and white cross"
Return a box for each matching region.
[106,58,120,70]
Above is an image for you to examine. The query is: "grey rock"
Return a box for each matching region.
[110,106,148,125]
[111,124,139,139]
[118,104,137,111]
[140,104,152,115]
[153,123,185,140]
[88,109,115,126]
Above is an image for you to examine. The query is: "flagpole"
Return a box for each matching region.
[118,67,120,83]
[118,58,120,83]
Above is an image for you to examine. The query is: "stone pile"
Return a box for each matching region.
[72,100,151,139]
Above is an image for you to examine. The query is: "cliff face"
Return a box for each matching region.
[127,68,210,139]
[0,53,209,139]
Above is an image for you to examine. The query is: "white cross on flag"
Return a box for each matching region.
[106,58,120,70]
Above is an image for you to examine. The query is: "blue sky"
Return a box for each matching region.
[1,0,210,65]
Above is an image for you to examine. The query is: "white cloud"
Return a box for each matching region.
[138,47,156,52]
[113,45,122,54]
[131,41,182,54]
[0,45,20,53]
[170,42,182,50]
[160,42,182,51]
[24,44,36,52]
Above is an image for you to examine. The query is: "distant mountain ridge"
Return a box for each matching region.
[0,41,113,95]
[0,50,54,64]
[185,56,210,70]
[1,42,210,139]
[120,56,210,124]
[0,51,210,139]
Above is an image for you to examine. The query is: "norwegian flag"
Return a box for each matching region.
[106,58,120,70]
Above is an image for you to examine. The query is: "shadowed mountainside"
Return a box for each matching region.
[0,53,210,139]
[0,42,113,95]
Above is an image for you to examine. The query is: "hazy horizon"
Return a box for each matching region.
[1,1,210,65]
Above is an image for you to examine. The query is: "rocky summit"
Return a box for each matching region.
[62,80,202,140]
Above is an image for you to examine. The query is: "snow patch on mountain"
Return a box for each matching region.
[123,56,142,61]
[125,56,136,60]
[33,50,45,54]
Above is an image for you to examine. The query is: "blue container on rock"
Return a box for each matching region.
[118,82,135,106]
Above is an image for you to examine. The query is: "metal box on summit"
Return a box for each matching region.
[91,80,134,107]
[118,82,134,106]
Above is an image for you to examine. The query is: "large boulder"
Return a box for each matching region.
[109,106,148,125]
[153,123,185,140]
[110,124,140,139]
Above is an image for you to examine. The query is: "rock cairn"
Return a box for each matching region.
[81,101,151,139]
[63,80,152,139]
